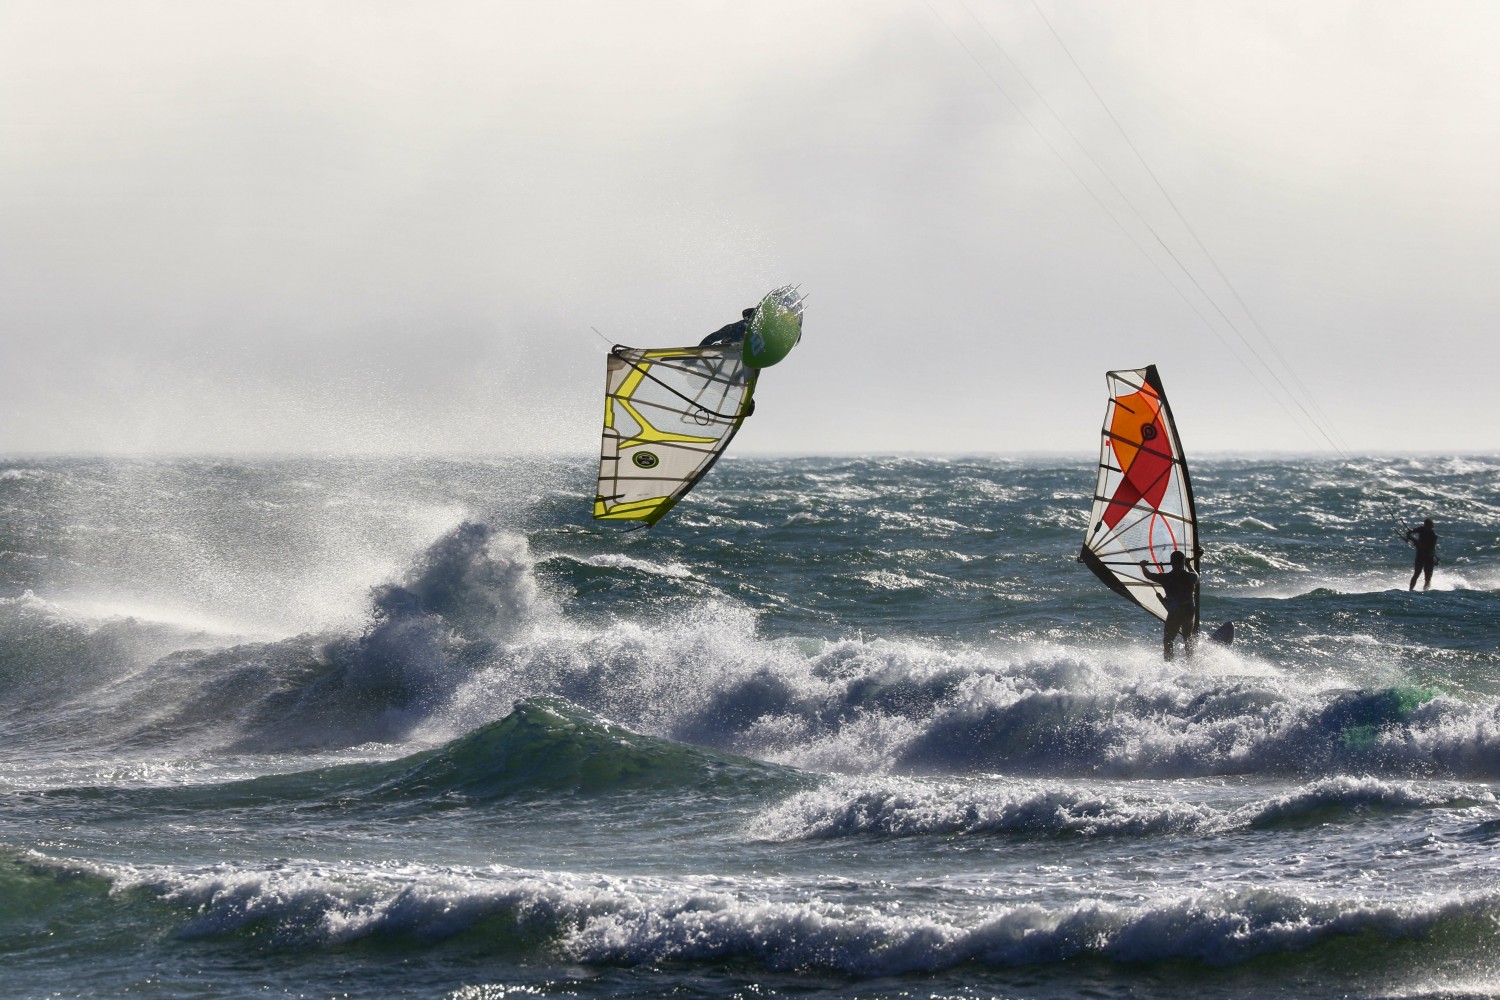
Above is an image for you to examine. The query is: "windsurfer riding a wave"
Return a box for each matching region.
[1139,551,1199,661]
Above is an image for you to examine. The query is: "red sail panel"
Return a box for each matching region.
[1103,388,1172,529]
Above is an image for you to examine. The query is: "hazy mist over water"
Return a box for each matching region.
[4,0,1500,456]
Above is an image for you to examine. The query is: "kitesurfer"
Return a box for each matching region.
[1404,518,1438,591]
[1139,550,1199,661]
[699,307,756,347]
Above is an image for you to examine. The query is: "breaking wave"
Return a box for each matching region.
[749,774,1491,841]
[7,847,1489,975]
[6,518,1500,782]
[39,698,801,808]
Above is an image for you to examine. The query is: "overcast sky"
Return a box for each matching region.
[3,0,1497,456]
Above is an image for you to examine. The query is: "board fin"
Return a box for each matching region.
[1206,621,1234,646]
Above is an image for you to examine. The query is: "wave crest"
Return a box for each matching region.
[749,774,1488,841]
[71,854,1493,974]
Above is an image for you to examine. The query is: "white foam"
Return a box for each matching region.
[12,511,1498,782]
[1216,541,1304,572]
[76,854,1490,973]
[563,553,694,580]
[748,774,1488,842]
[1240,568,1488,599]
[854,570,926,591]
[749,776,1216,840]
[39,594,274,640]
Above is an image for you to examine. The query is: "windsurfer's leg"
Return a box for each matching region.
[1162,609,1191,661]
[1182,622,1196,660]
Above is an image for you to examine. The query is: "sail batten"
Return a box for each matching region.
[1079,365,1200,624]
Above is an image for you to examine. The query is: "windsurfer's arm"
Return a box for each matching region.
[700,317,749,347]
[699,313,756,347]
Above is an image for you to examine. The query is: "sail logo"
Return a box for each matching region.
[632,451,660,469]
[1140,423,1159,441]
[748,327,766,357]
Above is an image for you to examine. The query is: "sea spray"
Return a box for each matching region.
[3,455,1499,999]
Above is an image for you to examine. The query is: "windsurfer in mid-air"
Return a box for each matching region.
[1404,518,1439,591]
[699,306,756,347]
[1139,551,1199,661]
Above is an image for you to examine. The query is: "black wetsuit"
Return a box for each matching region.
[700,307,757,347]
[699,320,746,347]
[1406,525,1438,591]
[1142,564,1199,661]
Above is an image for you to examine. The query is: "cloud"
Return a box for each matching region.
[2,0,1498,454]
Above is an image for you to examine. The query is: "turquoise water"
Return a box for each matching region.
[2,454,1498,998]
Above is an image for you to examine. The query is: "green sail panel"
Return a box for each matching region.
[743,285,805,369]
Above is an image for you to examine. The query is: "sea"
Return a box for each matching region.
[2,453,1498,999]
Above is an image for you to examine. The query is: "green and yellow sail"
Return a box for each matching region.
[593,345,758,526]
[593,287,804,527]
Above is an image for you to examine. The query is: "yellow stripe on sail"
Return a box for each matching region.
[594,495,672,520]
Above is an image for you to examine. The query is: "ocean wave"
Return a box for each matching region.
[18,582,1500,782]
[749,777,1214,840]
[1214,541,1304,572]
[564,887,1486,972]
[1250,576,1487,600]
[0,590,204,705]
[748,775,1490,841]
[1231,774,1489,827]
[892,677,1500,779]
[0,846,121,933]
[0,522,547,754]
[34,697,802,809]
[549,553,695,580]
[853,570,927,592]
[39,852,1489,973]
[274,697,795,803]
[6,513,1500,782]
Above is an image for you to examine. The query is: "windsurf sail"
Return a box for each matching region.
[1079,365,1201,629]
[593,345,757,526]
